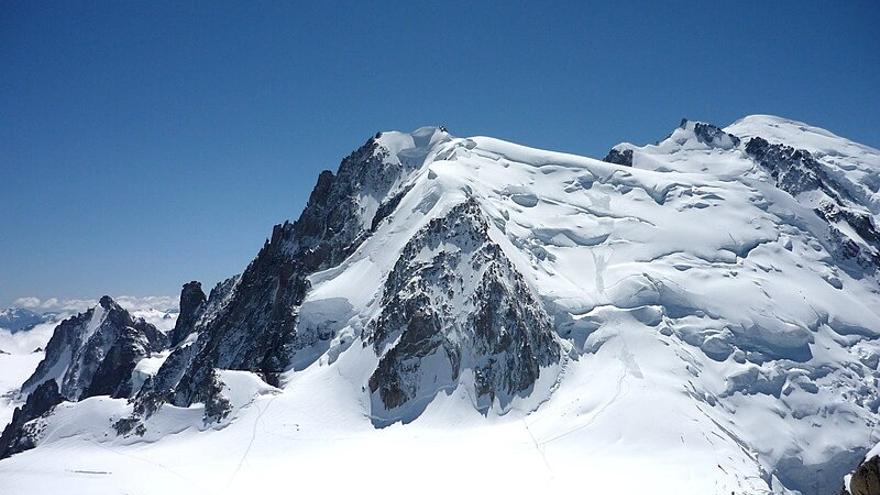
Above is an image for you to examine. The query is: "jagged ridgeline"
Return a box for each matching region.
[22,296,167,401]
[123,127,498,428]
[2,296,167,457]
[3,118,880,495]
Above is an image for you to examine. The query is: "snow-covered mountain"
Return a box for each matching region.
[21,296,169,401]
[0,308,56,334]
[1,116,880,494]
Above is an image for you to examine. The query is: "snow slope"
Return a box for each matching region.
[2,116,879,494]
[0,322,54,428]
[0,304,176,444]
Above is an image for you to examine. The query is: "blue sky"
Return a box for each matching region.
[2,1,878,307]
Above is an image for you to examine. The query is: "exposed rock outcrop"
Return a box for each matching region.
[366,199,561,423]
[746,136,880,271]
[0,380,63,459]
[125,131,440,426]
[170,281,206,346]
[842,455,880,495]
[603,147,633,166]
[21,296,168,401]
[746,136,839,196]
[687,119,741,148]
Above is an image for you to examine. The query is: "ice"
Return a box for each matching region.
[2,116,880,494]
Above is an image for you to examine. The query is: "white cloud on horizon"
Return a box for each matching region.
[11,295,178,314]
[12,297,42,309]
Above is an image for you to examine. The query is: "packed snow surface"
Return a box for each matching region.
[2,116,880,494]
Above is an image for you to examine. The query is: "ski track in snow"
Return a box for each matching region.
[226,394,276,488]
[538,351,629,446]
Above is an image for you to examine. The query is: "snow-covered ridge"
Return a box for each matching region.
[0,308,55,334]
[2,117,880,494]
[20,296,168,401]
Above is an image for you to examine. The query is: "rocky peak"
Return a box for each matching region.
[170,281,207,346]
[603,147,633,166]
[98,295,117,310]
[679,118,741,149]
[277,132,429,270]
[366,198,561,424]
[603,118,740,167]
[122,129,439,426]
[21,297,168,401]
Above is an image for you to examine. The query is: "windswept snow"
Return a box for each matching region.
[2,117,880,494]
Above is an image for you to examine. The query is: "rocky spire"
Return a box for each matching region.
[21,296,168,401]
[170,281,207,346]
[123,131,433,427]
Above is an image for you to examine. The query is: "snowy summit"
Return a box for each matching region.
[1,116,880,495]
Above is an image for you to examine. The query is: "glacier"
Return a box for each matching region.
[1,116,879,494]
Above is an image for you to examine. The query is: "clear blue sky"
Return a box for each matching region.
[2,1,878,307]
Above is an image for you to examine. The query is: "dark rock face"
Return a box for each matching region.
[366,199,560,423]
[201,368,233,424]
[603,147,633,166]
[746,137,834,196]
[289,136,411,268]
[125,134,423,426]
[123,341,200,428]
[21,296,168,401]
[371,184,413,232]
[84,326,157,399]
[170,281,206,346]
[689,120,741,148]
[746,137,880,271]
[0,380,63,459]
[848,455,880,495]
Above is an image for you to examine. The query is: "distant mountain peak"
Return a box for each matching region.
[0,307,55,333]
[21,299,168,401]
[98,295,117,310]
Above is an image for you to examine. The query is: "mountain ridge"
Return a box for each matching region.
[2,115,880,494]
